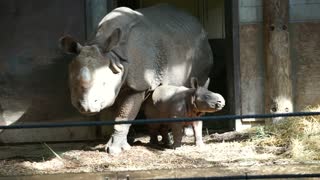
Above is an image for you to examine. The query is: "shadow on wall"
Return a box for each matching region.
[0,0,97,142]
[0,54,97,143]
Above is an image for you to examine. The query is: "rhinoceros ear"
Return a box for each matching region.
[104,28,121,52]
[190,77,199,89]
[59,35,82,54]
[203,78,210,89]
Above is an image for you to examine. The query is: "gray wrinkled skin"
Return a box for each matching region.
[59,4,213,155]
[144,78,225,148]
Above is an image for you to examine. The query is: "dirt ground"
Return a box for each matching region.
[1,132,319,177]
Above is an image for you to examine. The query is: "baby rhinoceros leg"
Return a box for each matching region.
[192,121,205,148]
[189,78,226,148]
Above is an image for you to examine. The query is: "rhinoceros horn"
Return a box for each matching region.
[79,67,91,88]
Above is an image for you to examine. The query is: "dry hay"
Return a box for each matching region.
[0,108,320,176]
[0,135,282,176]
[249,106,320,161]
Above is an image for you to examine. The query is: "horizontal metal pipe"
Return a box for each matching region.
[0,111,319,129]
[156,173,320,180]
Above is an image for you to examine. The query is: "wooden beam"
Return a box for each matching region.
[263,0,292,123]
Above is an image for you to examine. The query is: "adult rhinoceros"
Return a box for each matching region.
[59,4,213,155]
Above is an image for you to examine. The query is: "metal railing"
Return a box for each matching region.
[1,111,320,129]
[155,173,320,180]
[1,111,320,179]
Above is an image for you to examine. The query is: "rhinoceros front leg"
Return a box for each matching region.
[105,89,145,155]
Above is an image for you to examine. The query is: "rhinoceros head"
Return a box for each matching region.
[59,29,127,114]
[191,78,225,113]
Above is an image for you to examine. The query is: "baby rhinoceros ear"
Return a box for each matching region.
[203,78,210,89]
[59,35,82,55]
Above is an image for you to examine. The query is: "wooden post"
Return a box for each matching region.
[263,0,292,123]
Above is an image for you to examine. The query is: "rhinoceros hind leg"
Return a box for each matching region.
[148,123,161,145]
[159,124,173,147]
[150,135,159,145]
[171,123,183,149]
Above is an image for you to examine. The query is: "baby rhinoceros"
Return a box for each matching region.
[144,78,225,148]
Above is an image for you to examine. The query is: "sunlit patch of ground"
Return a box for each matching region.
[0,134,316,176]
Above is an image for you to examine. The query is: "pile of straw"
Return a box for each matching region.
[251,106,320,160]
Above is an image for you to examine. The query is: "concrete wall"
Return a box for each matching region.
[0,0,98,142]
[238,0,320,129]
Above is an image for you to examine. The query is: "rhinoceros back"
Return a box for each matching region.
[138,4,212,88]
[103,4,213,91]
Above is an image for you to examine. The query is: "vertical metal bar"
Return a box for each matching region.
[85,0,108,40]
[224,0,241,130]
[84,0,88,40]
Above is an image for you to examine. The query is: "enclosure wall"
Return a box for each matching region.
[0,0,100,142]
[238,0,320,129]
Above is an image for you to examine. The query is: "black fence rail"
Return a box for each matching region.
[1,111,320,179]
[0,111,320,129]
[156,173,320,180]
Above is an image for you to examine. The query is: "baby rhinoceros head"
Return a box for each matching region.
[191,78,225,113]
[194,88,225,112]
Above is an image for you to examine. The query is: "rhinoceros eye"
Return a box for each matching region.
[203,94,211,100]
